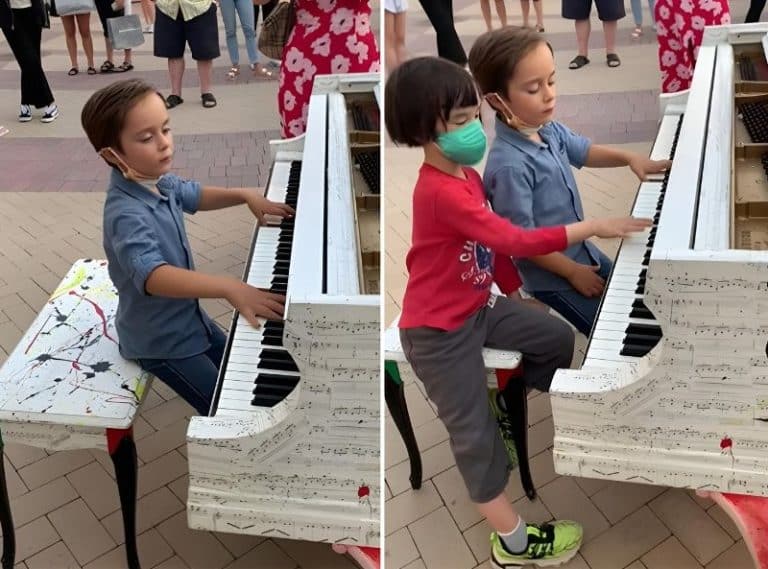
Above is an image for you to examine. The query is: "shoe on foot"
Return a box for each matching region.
[41,104,58,123]
[488,388,518,468]
[490,521,583,568]
[18,104,32,122]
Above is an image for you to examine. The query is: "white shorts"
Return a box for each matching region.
[385,0,407,13]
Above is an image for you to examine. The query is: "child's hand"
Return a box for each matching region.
[566,264,605,298]
[244,191,295,225]
[591,216,652,238]
[628,155,672,181]
[225,281,285,327]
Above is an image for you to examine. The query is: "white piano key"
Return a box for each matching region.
[650,114,682,161]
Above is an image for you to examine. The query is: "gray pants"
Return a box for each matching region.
[400,295,574,503]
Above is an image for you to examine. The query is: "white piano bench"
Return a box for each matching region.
[0,259,153,569]
[383,315,536,500]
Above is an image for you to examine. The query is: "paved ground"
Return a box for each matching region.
[0,3,379,568]
[384,1,765,568]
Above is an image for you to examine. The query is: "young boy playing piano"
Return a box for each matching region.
[469,27,671,336]
[81,78,293,415]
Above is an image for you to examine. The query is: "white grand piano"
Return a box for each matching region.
[185,74,381,552]
[551,24,768,565]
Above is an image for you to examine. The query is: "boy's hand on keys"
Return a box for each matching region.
[566,264,605,298]
[225,281,285,327]
[244,190,295,225]
[629,155,672,181]
[592,216,652,238]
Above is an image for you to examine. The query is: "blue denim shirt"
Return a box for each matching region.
[103,169,215,360]
[483,118,601,292]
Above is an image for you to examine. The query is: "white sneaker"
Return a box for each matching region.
[41,104,58,123]
[143,23,153,33]
[18,105,31,122]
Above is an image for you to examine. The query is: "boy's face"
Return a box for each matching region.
[503,42,556,127]
[117,93,174,179]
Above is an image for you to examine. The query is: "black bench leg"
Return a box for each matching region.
[107,428,140,569]
[385,362,422,490]
[0,433,15,569]
[499,374,536,500]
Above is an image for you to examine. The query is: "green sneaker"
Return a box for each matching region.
[488,388,518,468]
[490,521,583,567]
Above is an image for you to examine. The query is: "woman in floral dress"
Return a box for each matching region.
[279,0,380,138]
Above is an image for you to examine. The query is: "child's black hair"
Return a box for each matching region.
[385,57,479,147]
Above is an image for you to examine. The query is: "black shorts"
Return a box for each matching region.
[94,0,124,37]
[153,3,220,60]
[561,0,625,21]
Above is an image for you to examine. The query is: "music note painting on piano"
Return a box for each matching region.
[185,73,381,547]
[550,23,768,499]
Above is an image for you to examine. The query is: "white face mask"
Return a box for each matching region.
[136,178,162,193]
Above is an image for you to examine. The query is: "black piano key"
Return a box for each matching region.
[635,284,645,295]
[264,321,284,333]
[625,323,662,336]
[258,350,299,372]
[630,305,653,319]
[624,332,660,346]
[620,343,652,357]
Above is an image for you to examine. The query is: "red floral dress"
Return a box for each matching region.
[278,0,380,138]
[654,0,730,93]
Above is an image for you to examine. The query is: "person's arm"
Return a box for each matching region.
[585,144,672,179]
[197,185,295,223]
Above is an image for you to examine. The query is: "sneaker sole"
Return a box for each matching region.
[18,116,31,122]
[490,544,581,568]
[40,115,58,123]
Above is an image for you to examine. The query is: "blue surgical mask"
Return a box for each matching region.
[435,119,487,165]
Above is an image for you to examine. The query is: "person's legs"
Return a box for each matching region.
[480,0,492,30]
[61,15,79,69]
[533,0,543,28]
[596,0,624,63]
[520,0,530,27]
[197,59,213,94]
[234,0,258,67]
[220,0,240,67]
[630,0,642,26]
[575,19,590,56]
[168,57,185,96]
[417,0,467,65]
[384,11,398,72]
[746,0,767,23]
[494,0,507,27]
[140,0,154,27]
[603,19,618,54]
[394,11,407,65]
[10,9,55,109]
[76,13,95,69]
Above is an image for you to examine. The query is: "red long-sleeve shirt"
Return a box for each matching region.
[399,164,568,330]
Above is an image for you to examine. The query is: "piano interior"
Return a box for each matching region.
[733,50,768,250]
[347,93,380,294]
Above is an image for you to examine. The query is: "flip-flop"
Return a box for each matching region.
[87,67,97,75]
[68,67,78,76]
[165,94,184,109]
[607,53,621,67]
[201,92,217,108]
[536,24,545,32]
[568,55,589,69]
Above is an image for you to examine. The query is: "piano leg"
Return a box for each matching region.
[384,361,422,490]
[0,432,15,569]
[496,368,536,500]
[331,544,380,569]
[106,427,140,569]
[696,490,768,568]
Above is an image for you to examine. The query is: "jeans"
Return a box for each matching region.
[630,0,655,26]
[532,249,613,336]
[219,0,259,66]
[136,324,227,415]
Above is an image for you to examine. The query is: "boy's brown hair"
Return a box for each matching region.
[468,27,552,97]
[81,78,164,153]
[385,56,479,147]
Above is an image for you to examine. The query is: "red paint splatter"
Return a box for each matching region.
[357,485,370,499]
[69,291,116,344]
[720,493,768,566]
[72,362,81,370]
[721,437,733,451]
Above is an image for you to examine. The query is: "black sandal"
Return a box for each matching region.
[201,92,217,108]
[568,55,590,69]
[100,60,125,73]
[607,53,621,67]
[165,94,184,109]
[68,67,78,76]
[87,66,97,75]
[119,61,134,72]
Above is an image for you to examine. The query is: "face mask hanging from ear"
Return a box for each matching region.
[98,147,156,182]
[484,93,544,136]
[435,119,487,166]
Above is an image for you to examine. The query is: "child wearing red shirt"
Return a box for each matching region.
[385,56,650,568]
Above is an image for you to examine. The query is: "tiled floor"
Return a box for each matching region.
[0,3,378,568]
[384,1,760,568]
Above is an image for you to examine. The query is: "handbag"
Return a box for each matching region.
[106,0,144,50]
[258,0,295,60]
[53,0,93,16]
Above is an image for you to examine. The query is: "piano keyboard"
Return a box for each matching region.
[584,114,683,368]
[356,151,379,194]
[738,101,768,143]
[210,160,302,416]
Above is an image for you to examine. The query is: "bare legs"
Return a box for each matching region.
[168,57,214,97]
[62,14,94,71]
[480,0,507,30]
